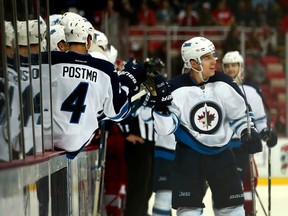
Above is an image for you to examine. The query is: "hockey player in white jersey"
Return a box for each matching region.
[51,18,147,158]
[0,21,21,161]
[222,51,277,215]
[151,37,263,216]
[17,17,48,155]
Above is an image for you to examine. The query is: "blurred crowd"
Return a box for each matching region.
[50,0,288,78]
[51,0,288,34]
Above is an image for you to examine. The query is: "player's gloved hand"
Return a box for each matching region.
[260,128,278,148]
[123,57,146,83]
[142,92,156,108]
[119,58,146,96]
[154,74,172,112]
[241,128,263,154]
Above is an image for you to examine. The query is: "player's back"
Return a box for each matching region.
[51,51,128,152]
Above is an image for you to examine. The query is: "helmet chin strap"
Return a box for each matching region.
[192,64,209,82]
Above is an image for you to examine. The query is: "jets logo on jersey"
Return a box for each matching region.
[190,101,222,134]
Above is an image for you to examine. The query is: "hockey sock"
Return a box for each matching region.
[152,190,172,216]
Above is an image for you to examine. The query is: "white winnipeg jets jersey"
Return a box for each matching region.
[118,104,157,142]
[153,71,255,155]
[51,51,130,152]
[154,133,176,161]
[155,133,176,151]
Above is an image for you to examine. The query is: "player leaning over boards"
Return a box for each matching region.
[151,37,263,216]
[222,51,278,216]
[50,18,146,159]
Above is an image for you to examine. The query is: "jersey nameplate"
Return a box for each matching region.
[62,66,98,82]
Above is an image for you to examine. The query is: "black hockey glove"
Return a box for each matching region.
[260,128,278,148]
[240,128,263,154]
[118,70,140,95]
[154,74,172,112]
[123,58,146,83]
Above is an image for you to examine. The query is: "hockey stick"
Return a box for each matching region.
[92,89,148,215]
[93,86,149,214]
[93,120,109,216]
[255,189,268,216]
[262,101,272,216]
[268,147,271,216]
[254,85,272,216]
[97,120,109,216]
[240,84,257,216]
[248,122,257,216]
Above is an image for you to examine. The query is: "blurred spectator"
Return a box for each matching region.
[115,0,138,25]
[93,0,119,30]
[279,0,288,12]
[222,25,241,55]
[199,1,216,26]
[246,30,263,55]
[260,25,277,56]
[177,3,200,26]
[234,0,253,26]
[155,0,175,25]
[137,1,156,26]
[251,0,275,10]
[250,3,267,27]
[245,53,267,84]
[212,0,234,26]
[266,1,282,27]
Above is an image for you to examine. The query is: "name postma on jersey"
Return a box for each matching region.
[62,66,98,82]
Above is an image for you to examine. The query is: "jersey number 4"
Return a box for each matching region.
[61,82,89,124]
